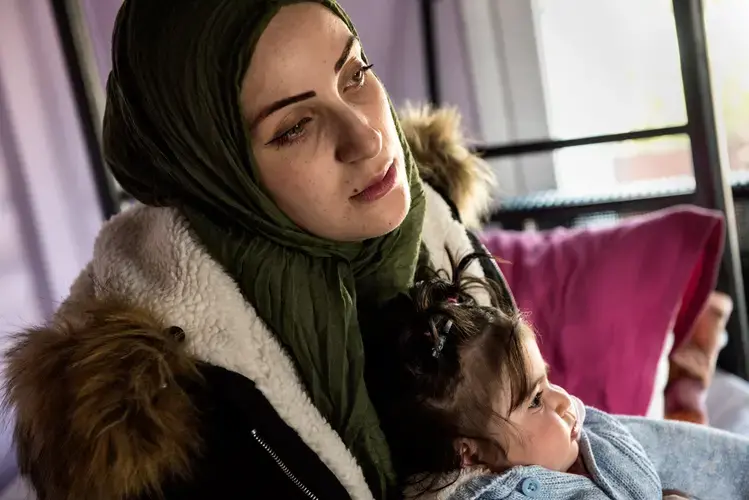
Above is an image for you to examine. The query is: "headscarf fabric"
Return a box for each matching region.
[103,0,426,496]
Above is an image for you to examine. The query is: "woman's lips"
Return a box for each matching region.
[352,162,397,202]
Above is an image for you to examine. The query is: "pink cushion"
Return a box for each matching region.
[479,206,724,416]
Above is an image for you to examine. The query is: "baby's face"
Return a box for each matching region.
[489,338,581,472]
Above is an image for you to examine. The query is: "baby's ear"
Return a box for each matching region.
[454,438,480,468]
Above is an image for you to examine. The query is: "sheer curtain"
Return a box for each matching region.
[0,2,102,343]
[0,0,104,490]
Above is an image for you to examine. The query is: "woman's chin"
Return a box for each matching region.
[304,181,411,242]
[354,182,411,240]
[377,184,411,230]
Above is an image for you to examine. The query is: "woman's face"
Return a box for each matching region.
[240,3,410,242]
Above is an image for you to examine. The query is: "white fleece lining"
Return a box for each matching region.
[64,185,485,500]
[421,185,491,306]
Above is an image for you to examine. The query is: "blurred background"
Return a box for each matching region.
[0,0,748,488]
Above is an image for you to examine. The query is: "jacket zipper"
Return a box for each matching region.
[251,429,320,500]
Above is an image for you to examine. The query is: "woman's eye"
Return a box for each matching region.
[285,123,304,138]
[529,391,544,409]
[348,63,374,89]
[269,117,312,147]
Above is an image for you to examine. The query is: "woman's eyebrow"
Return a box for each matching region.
[249,36,358,130]
[249,91,317,130]
[334,35,357,73]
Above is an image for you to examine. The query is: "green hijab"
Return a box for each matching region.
[103,0,425,496]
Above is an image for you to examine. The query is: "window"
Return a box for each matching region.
[460,0,749,198]
[491,135,693,200]
[534,0,687,141]
[448,0,749,377]
[461,0,692,198]
[704,0,749,173]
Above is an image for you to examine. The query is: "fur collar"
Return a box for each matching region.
[4,180,489,500]
[399,105,494,229]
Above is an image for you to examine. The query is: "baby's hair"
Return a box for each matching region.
[365,253,535,494]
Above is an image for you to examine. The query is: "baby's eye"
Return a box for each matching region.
[529,391,544,409]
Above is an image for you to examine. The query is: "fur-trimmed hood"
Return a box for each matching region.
[3,108,495,500]
[400,105,494,229]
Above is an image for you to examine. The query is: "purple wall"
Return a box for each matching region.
[82,0,481,136]
[343,0,480,136]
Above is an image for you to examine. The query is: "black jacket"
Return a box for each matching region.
[155,364,352,500]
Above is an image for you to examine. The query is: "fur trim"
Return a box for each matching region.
[422,185,491,307]
[3,302,201,500]
[400,105,495,228]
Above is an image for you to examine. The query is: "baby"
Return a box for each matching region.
[366,254,689,500]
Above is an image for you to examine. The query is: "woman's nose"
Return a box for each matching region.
[335,108,382,164]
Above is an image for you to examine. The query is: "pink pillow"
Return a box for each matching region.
[479,206,724,416]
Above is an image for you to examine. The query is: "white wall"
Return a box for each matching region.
[459,0,557,197]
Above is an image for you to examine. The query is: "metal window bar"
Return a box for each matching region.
[474,125,689,158]
[672,0,748,379]
[420,0,442,106]
[50,0,118,220]
[419,0,749,378]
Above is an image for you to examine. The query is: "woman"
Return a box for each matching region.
[4,1,501,499]
[7,2,745,500]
